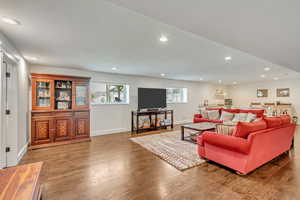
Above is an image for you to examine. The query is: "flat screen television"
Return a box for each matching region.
[138,88,166,110]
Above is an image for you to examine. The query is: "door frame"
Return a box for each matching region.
[0,50,5,168]
[0,50,19,168]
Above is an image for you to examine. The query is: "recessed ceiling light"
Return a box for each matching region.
[112,67,117,71]
[273,77,279,81]
[264,67,271,71]
[24,56,37,61]
[160,73,166,77]
[225,56,232,61]
[260,74,266,78]
[159,35,168,43]
[1,17,21,25]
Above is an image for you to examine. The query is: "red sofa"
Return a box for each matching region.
[193,108,264,124]
[197,116,296,175]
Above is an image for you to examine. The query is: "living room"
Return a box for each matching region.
[1,1,300,200]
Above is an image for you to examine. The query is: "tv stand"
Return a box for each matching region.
[131,109,174,134]
[146,108,159,112]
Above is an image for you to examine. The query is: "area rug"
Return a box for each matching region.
[130,131,205,171]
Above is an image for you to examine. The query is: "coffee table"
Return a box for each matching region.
[181,122,216,144]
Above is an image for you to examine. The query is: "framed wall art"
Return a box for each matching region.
[277,88,290,97]
[257,89,268,98]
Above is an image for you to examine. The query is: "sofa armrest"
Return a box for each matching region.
[194,114,203,118]
[197,135,204,146]
[202,131,251,154]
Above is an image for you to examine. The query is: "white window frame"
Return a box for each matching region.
[167,88,188,104]
[91,81,130,105]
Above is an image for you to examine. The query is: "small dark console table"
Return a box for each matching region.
[131,110,174,134]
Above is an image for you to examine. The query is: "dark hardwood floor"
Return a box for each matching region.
[20,126,300,200]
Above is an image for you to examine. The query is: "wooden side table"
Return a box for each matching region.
[0,162,43,200]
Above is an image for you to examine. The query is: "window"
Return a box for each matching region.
[167,88,188,103]
[91,82,129,104]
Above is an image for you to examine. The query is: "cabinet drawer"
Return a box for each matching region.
[74,111,89,117]
[32,112,53,118]
[54,112,73,117]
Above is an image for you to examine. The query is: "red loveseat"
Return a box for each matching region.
[197,116,296,175]
[193,108,264,124]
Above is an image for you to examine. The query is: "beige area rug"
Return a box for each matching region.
[130,131,205,171]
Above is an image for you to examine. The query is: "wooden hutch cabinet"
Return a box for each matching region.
[30,73,91,149]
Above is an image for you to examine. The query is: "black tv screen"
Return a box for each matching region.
[138,88,166,110]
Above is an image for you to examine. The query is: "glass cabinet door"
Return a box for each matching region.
[74,83,89,108]
[35,80,51,107]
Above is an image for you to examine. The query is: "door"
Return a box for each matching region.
[0,53,18,167]
[74,118,89,138]
[32,78,54,110]
[54,117,73,141]
[31,117,54,145]
[72,81,89,110]
[74,111,90,138]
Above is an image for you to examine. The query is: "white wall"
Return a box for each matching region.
[30,65,228,135]
[229,78,300,117]
[17,59,29,154]
[0,31,29,167]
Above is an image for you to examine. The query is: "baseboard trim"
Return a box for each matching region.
[92,128,131,136]
[91,120,192,136]
[175,120,192,125]
[17,142,28,163]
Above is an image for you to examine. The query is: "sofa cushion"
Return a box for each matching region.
[220,111,234,121]
[207,110,220,120]
[245,113,257,122]
[280,115,291,125]
[232,113,248,122]
[264,117,283,128]
[240,109,265,118]
[233,119,267,138]
[202,132,250,154]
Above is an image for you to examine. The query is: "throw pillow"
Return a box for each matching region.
[245,113,257,122]
[280,115,291,124]
[223,121,237,126]
[207,110,220,120]
[239,113,248,122]
[264,117,282,128]
[233,119,267,138]
[232,114,239,122]
[220,111,234,121]
[232,113,248,122]
[216,124,235,135]
[200,109,209,119]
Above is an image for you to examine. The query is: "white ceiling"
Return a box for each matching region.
[0,0,299,84]
[106,0,300,74]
